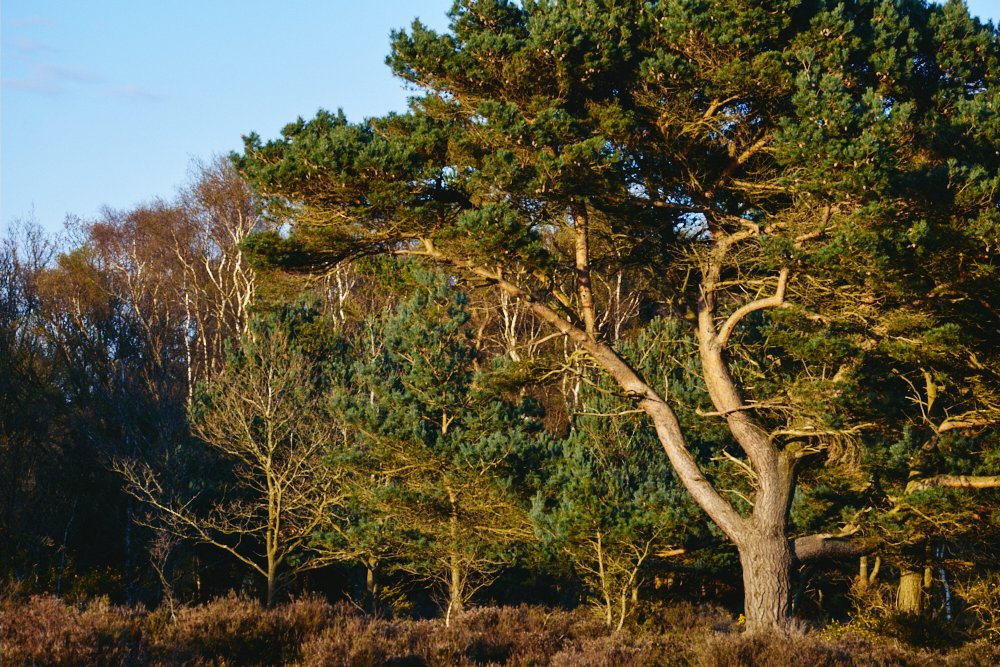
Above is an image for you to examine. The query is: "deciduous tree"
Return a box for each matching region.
[119,317,347,605]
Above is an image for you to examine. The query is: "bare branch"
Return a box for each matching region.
[410,238,748,543]
[906,475,1000,493]
[717,268,789,349]
[938,418,995,433]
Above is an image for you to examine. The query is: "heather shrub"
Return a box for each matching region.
[436,606,550,664]
[451,605,607,662]
[0,594,147,666]
[274,595,340,642]
[301,605,611,666]
[549,634,688,667]
[298,609,408,667]
[627,600,735,638]
[937,640,1000,666]
[694,630,921,667]
[4,594,998,666]
[151,592,335,666]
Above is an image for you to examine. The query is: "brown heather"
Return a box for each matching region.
[0,594,147,666]
[2,594,998,666]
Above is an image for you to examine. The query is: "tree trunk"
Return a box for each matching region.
[365,559,381,613]
[738,530,793,634]
[266,562,278,607]
[856,556,870,593]
[449,552,464,617]
[571,202,596,338]
[896,569,923,614]
[446,485,464,621]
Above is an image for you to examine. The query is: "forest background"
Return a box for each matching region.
[2,0,1000,663]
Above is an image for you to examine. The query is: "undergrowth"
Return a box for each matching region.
[2,594,997,666]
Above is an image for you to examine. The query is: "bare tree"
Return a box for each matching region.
[118,322,346,605]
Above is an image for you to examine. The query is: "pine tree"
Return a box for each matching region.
[339,270,542,619]
[236,0,1000,632]
[533,318,719,629]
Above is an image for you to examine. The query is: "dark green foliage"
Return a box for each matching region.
[322,269,546,610]
[532,318,724,626]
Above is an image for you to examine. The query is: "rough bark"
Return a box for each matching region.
[739,528,793,633]
[897,569,924,614]
[792,533,876,563]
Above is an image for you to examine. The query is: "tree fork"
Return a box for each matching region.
[690,243,799,632]
[412,242,746,541]
[410,242,879,631]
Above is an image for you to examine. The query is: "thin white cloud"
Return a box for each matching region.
[50,64,101,83]
[12,37,56,54]
[109,84,162,102]
[2,63,103,93]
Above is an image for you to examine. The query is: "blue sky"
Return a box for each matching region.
[2,1,452,233]
[2,1,998,234]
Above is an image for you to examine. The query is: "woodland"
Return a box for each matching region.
[2,0,999,664]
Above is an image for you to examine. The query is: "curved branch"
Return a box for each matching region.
[408,240,748,543]
[717,268,789,349]
[697,243,788,520]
